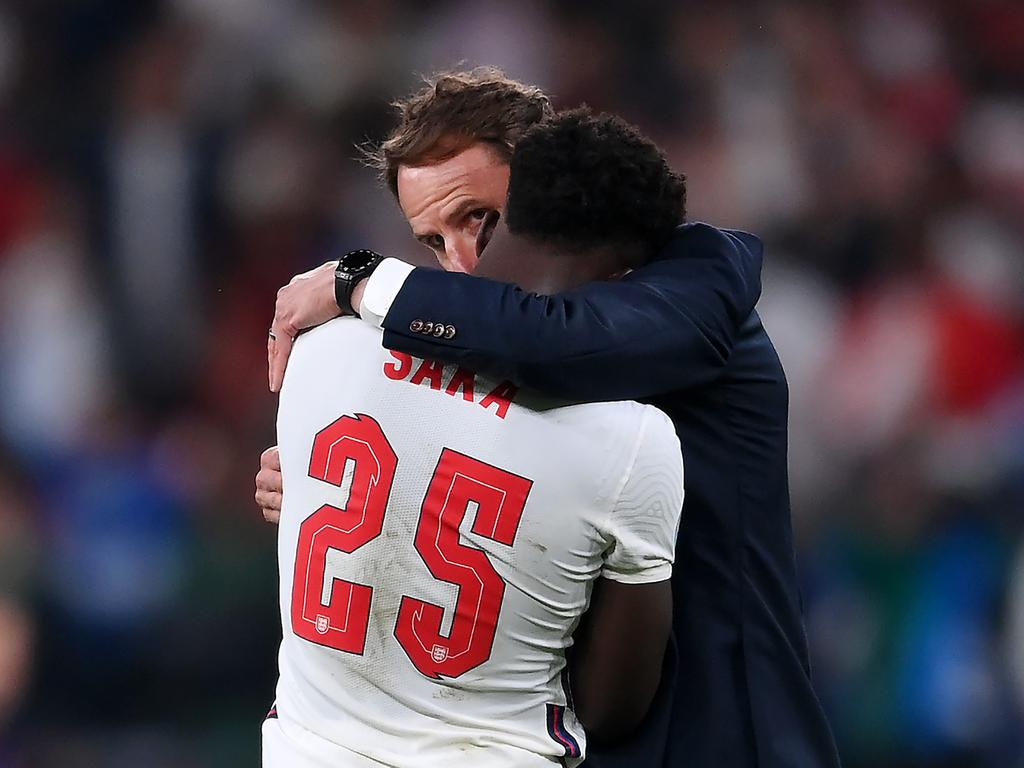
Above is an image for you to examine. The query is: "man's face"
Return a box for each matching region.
[397,142,510,274]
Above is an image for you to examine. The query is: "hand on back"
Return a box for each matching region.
[268,262,343,393]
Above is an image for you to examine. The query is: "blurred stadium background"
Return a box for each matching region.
[0,1,1022,766]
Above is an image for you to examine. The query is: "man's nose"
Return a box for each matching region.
[445,237,480,274]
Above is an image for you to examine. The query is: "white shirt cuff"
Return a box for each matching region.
[358,258,416,329]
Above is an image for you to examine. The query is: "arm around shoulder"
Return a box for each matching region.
[380,224,764,400]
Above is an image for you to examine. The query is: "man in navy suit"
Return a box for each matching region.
[257,68,840,768]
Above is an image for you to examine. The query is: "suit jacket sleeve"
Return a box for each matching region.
[380,223,764,401]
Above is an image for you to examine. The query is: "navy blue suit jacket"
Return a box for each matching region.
[379,223,841,768]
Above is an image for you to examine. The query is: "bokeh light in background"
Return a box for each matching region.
[0,1,1022,766]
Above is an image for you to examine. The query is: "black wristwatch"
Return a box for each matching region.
[335,249,383,317]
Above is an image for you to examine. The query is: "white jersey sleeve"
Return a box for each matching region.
[598,407,684,584]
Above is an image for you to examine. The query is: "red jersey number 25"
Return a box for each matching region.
[290,413,533,680]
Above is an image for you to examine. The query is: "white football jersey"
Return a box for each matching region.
[268,318,684,768]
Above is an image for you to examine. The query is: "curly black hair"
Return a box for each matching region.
[505,108,686,254]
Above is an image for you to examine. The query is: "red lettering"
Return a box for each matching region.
[444,368,476,402]
[387,359,515,419]
[291,414,397,654]
[292,416,533,681]
[394,450,530,678]
[479,381,518,420]
[410,359,444,391]
[384,351,414,380]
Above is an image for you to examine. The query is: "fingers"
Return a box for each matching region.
[255,488,283,523]
[262,507,281,525]
[267,334,276,390]
[269,331,294,393]
[268,262,339,391]
[255,466,283,494]
[260,445,281,471]
[268,315,295,393]
[254,487,282,508]
[268,303,298,393]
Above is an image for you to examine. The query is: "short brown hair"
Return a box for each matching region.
[365,67,554,198]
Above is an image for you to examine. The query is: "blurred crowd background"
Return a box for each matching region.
[0,0,1021,766]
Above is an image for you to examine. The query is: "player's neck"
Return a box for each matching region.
[476,230,643,295]
[517,238,648,294]
[517,250,618,293]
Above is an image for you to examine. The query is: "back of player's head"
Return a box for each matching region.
[365,67,554,198]
[505,108,686,259]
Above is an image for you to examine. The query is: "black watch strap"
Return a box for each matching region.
[335,249,383,317]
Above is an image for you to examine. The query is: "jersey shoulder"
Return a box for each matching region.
[529,398,676,456]
[520,398,680,508]
[285,317,382,377]
[280,317,385,393]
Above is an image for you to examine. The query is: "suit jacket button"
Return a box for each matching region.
[444,325,457,339]
[422,321,434,334]
[432,324,446,337]
[410,319,424,333]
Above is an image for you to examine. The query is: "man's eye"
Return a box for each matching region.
[465,209,491,234]
[424,235,444,251]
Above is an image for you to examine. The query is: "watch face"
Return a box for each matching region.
[344,250,378,272]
